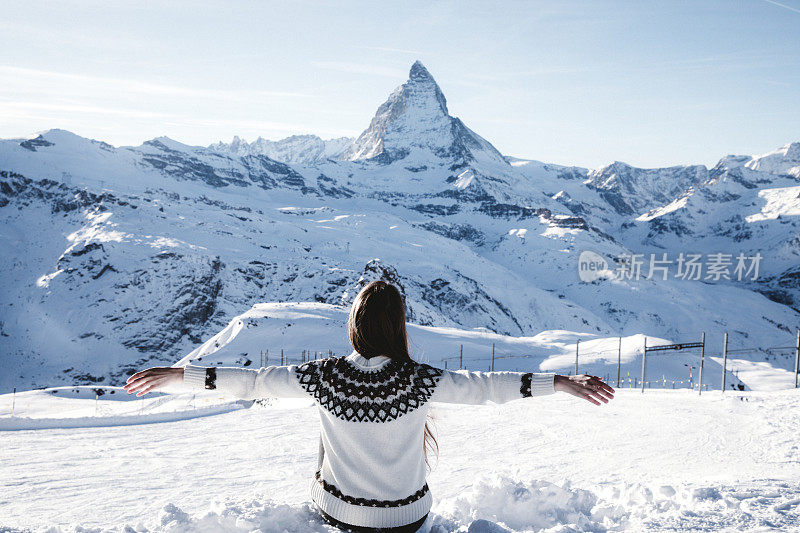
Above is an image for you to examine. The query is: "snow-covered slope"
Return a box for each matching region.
[585,161,708,216]
[1,61,798,392]
[174,301,750,391]
[746,142,800,178]
[3,384,799,531]
[616,145,800,310]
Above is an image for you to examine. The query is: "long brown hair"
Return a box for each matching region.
[347,280,438,468]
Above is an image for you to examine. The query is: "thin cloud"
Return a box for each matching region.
[0,65,312,101]
[0,101,170,119]
[311,61,406,78]
[763,0,800,14]
[365,46,422,55]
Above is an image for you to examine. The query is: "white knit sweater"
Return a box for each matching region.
[182,350,555,528]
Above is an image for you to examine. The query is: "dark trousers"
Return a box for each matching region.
[316,506,428,533]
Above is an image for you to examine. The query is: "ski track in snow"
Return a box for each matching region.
[1,389,799,532]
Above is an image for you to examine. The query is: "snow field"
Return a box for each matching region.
[0,386,250,430]
[1,388,798,531]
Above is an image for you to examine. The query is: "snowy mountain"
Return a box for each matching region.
[584,162,708,216]
[342,61,508,166]
[1,61,798,392]
[210,134,352,165]
[745,142,800,178]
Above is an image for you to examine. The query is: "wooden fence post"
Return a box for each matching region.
[459,344,463,370]
[575,339,580,375]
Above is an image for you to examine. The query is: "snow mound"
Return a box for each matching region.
[154,500,337,533]
[434,475,604,531]
[33,476,800,532]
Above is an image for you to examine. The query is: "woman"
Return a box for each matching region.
[124,280,615,532]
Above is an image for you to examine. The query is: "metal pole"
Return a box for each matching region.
[459,344,463,370]
[491,343,495,371]
[281,348,284,366]
[575,340,580,375]
[795,329,800,388]
[641,338,647,393]
[11,387,15,417]
[698,332,705,396]
[617,336,622,387]
[721,332,728,392]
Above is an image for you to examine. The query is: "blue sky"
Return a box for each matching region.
[2,0,798,168]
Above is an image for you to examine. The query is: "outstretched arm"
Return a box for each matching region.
[124,364,311,400]
[430,369,555,405]
[428,368,614,406]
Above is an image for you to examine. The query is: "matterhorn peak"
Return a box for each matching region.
[409,60,433,82]
[342,61,505,168]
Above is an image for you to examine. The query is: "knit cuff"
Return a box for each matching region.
[521,373,555,397]
[182,364,208,390]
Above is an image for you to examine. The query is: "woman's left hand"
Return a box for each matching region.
[123,367,184,397]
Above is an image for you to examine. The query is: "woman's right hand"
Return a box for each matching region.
[554,374,615,405]
[123,367,184,397]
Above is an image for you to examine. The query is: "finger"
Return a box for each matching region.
[588,382,613,397]
[600,384,616,395]
[136,384,158,397]
[592,391,611,403]
[123,377,148,392]
[589,378,615,395]
[124,376,150,390]
[592,378,615,392]
[594,389,614,402]
[586,390,608,403]
[583,393,601,406]
[127,378,151,394]
[126,371,153,385]
[127,371,166,389]
[127,370,151,383]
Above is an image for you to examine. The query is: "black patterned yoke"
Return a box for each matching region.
[294,356,444,423]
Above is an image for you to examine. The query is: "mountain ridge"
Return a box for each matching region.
[1,62,799,391]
